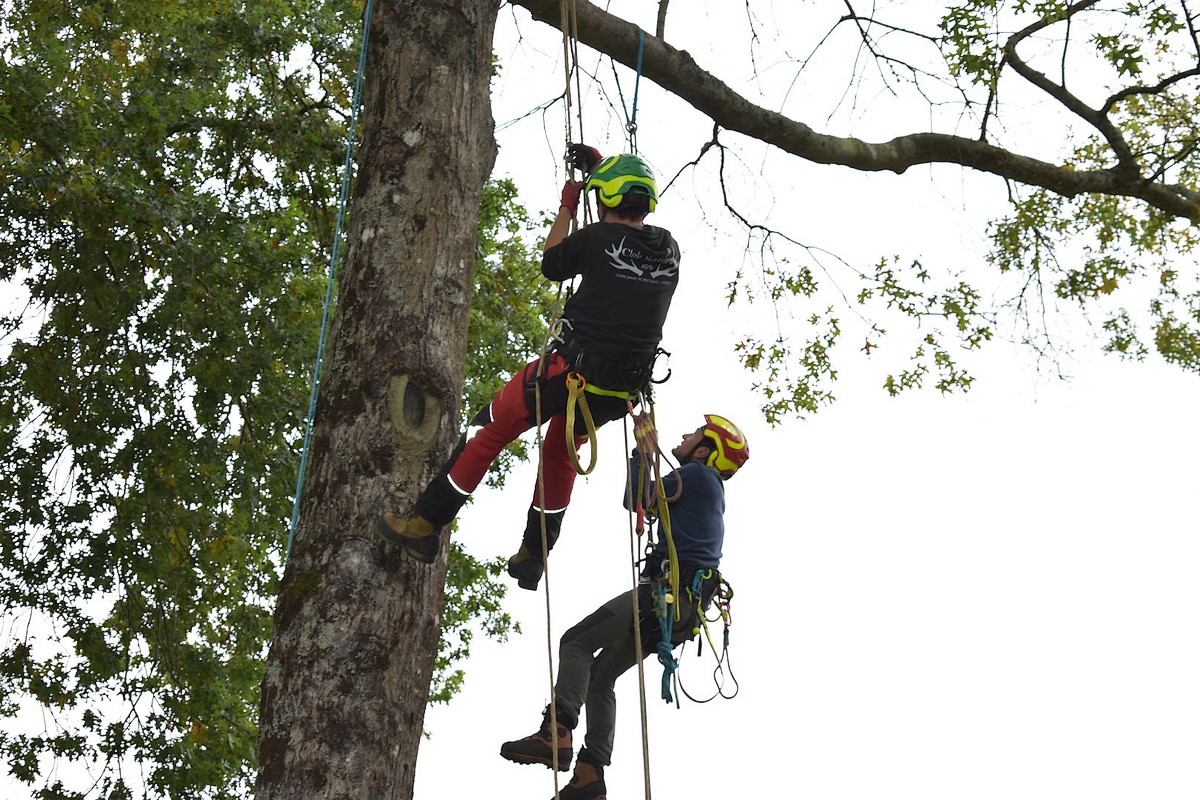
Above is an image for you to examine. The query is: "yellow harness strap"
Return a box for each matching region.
[564,372,600,475]
[583,382,634,400]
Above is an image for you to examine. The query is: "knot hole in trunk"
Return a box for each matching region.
[387,374,441,451]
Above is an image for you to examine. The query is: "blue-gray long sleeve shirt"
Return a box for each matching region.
[626,451,725,570]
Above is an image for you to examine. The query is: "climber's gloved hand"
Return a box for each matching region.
[560,180,584,215]
[568,143,603,174]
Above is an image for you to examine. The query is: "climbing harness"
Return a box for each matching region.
[676,577,740,703]
[670,573,740,704]
[285,0,376,565]
[643,545,739,706]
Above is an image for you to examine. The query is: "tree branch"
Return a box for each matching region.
[1001,0,1139,172]
[511,0,1200,221]
[1103,66,1200,113]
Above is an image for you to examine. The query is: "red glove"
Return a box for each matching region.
[560,180,584,215]
[568,143,603,174]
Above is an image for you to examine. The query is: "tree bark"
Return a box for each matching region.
[256,1,497,798]
[512,0,1200,222]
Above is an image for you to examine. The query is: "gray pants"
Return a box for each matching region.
[553,582,698,766]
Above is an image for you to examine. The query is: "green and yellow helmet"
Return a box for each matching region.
[585,154,659,213]
[702,414,750,478]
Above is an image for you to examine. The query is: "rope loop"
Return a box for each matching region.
[655,582,680,706]
[564,372,600,475]
[675,578,741,704]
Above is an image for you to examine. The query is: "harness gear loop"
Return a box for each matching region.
[564,372,600,475]
[650,347,672,386]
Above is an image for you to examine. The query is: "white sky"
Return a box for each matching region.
[418,3,1200,800]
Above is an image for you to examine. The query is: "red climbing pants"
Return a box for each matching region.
[414,352,631,534]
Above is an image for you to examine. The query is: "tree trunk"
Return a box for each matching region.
[256,2,497,798]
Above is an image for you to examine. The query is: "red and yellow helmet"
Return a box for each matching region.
[702,414,749,477]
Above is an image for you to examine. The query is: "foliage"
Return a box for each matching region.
[674,0,1200,420]
[987,94,1200,370]
[0,3,550,798]
[0,0,354,795]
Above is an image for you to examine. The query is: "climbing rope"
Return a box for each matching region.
[654,579,679,704]
[285,0,375,565]
[623,419,655,800]
[612,27,645,153]
[543,3,584,796]
[633,407,684,509]
[559,0,585,156]
[648,558,739,705]
[532,322,566,794]
[632,406,683,618]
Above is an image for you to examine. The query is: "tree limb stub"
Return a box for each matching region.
[512,0,1200,222]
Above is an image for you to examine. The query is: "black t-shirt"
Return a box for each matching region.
[542,221,681,355]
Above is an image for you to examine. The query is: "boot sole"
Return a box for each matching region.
[499,747,572,772]
[506,560,543,591]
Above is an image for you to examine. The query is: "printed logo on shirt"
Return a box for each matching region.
[605,237,679,282]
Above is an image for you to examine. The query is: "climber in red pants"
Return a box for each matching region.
[379,145,681,590]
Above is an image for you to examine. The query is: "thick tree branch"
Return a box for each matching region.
[511,0,1200,221]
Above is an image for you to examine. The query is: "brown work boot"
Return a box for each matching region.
[557,749,606,800]
[376,513,441,564]
[506,544,545,591]
[499,707,572,771]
